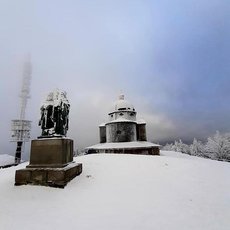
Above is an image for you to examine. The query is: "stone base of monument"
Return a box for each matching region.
[15,163,82,188]
[15,138,82,188]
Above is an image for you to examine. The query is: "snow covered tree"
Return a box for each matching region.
[162,143,174,151]
[162,132,230,162]
[190,138,205,156]
[205,131,230,161]
[172,139,190,154]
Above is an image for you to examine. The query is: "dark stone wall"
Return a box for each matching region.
[106,122,137,142]
[99,126,106,143]
[86,146,160,155]
[137,124,147,141]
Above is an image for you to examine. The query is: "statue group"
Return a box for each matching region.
[39,89,70,137]
[15,89,82,188]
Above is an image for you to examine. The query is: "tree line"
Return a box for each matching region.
[162,131,230,162]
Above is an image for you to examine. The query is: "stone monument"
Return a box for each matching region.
[15,89,82,188]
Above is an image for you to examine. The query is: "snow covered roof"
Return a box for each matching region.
[106,117,137,124]
[99,122,106,127]
[86,141,160,150]
[109,94,135,114]
[137,119,146,124]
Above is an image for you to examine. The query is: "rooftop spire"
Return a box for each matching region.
[118,91,124,100]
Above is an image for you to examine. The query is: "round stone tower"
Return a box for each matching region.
[105,94,137,142]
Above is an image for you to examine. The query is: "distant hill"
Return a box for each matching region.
[0,151,229,230]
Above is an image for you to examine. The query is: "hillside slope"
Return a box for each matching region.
[0,154,15,167]
[0,151,229,230]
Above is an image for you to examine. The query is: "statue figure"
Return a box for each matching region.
[38,89,70,137]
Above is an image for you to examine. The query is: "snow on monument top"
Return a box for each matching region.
[42,89,69,108]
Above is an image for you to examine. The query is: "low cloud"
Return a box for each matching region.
[141,113,176,143]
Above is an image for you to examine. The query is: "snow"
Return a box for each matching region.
[0,154,15,167]
[107,117,137,123]
[99,122,106,127]
[0,151,230,230]
[41,89,69,108]
[137,118,146,124]
[110,94,135,113]
[86,141,160,150]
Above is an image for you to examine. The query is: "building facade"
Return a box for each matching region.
[86,94,160,155]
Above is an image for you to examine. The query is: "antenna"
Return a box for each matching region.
[11,56,32,164]
[19,55,32,120]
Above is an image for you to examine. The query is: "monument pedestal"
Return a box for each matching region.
[15,138,82,188]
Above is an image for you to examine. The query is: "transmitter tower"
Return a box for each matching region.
[11,57,32,164]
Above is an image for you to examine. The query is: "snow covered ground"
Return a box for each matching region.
[0,154,15,167]
[0,151,229,230]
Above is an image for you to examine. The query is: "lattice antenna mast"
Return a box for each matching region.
[11,56,32,164]
[20,56,32,120]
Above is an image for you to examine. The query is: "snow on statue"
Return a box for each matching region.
[38,89,70,137]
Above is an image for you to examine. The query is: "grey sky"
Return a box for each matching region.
[0,0,229,158]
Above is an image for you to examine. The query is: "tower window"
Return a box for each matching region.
[116,130,121,134]
[119,113,124,116]
[118,108,126,111]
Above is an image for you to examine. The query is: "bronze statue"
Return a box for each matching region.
[39,89,70,137]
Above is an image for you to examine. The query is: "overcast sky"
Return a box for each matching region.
[0,0,229,158]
